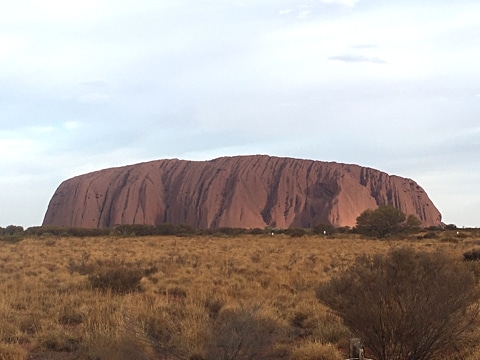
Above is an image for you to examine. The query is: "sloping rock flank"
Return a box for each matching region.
[43,155,442,229]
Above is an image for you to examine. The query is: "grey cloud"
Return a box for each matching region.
[328,54,387,64]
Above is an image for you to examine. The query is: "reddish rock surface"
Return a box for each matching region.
[43,155,442,229]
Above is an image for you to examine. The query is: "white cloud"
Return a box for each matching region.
[77,93,111,104]
[0,138,38,161]
[458,127,480,137]
[0,34,30,59]
[320,0,360,7]
[351,44,378,49]
[64,121,83,131]
[278,9,293,15]
[297,10,312,19]
[6,0,100,23]
[29,126,55,134]
[328,54,387,64]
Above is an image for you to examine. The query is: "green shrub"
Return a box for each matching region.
[155,223,176,235]
[312,223,335,235]
[285,228,307,237]
[0,234,24,243]
[115,224,156,237]
[249,227,266,235]
[26,226,110,237]
[355,206,422,238]
[175,224,196,236]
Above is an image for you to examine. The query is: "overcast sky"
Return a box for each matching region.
[1,0,479,228]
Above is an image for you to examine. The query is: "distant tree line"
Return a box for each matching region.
[0,206,466,241]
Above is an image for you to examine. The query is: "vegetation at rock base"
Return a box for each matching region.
[0,225,25,242]
[0,209,455,241]
[354,205,422,238]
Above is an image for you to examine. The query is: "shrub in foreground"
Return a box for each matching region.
[205,304,283,360]
[316,247,480,360]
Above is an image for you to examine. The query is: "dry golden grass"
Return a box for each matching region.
[0,230,479,359]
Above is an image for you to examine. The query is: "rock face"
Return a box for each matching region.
[43,155,442,229]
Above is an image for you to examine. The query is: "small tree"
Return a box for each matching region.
[316,248,480,360]
[1,225,25,242]
[4,225,24,235]
[355,205,420,238]
[404,214,422,233]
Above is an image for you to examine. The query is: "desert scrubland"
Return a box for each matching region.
[0,230,479,360]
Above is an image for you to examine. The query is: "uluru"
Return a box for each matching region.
[42,155,442,229]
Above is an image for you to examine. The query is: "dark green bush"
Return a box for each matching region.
[115,224,156,237]
[355,206,422,238]
[312,223,335,235]
[3,225,24,235]
[155,223,176,235]
[248,227,265,235]
[335,226,351,234]
[285,228,307,237]
[26,226,110,237]
[175,224,196,236]
[0,225,25,242]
